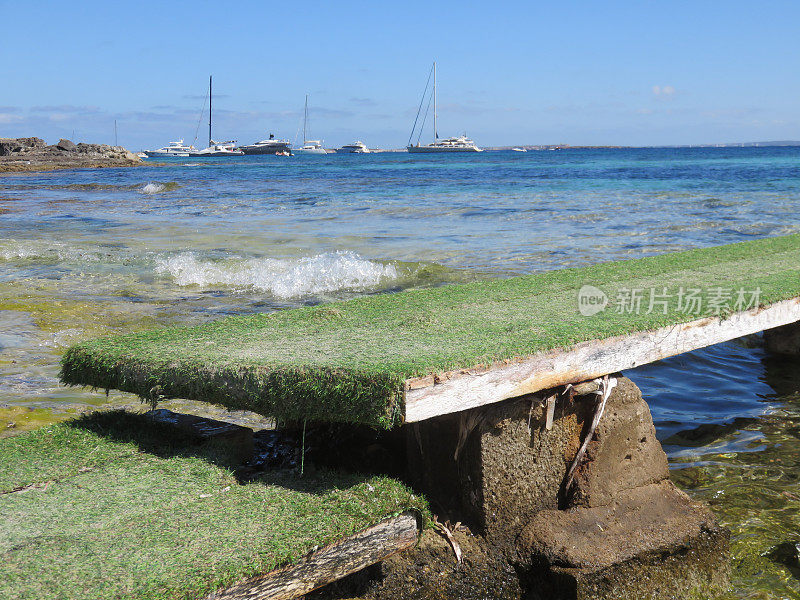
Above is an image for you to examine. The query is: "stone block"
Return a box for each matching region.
[517,481,730,599]
[567,377,669,508]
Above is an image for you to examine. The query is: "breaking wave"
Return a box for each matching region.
[139,182,180,194]
[154,251,400,298]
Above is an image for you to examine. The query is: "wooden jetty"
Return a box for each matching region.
[55,234,800,599]
[62,233,800,428]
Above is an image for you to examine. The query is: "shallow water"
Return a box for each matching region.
[2,147,800,596]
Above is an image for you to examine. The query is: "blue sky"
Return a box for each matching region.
[2,1,799,149]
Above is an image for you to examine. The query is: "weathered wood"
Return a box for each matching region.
[404,298,800,423]
[206,512,419,600]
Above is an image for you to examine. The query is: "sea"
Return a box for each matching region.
[2,147,800,598]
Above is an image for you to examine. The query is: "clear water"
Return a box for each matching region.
[2,147,800,597]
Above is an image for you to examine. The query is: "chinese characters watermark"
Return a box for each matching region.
[578,285,761,317]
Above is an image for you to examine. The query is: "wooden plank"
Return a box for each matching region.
[404,297,800,423]
[205,512,419,600]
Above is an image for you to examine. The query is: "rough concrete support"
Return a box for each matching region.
[764,322,800,355]
[406,376,730,599]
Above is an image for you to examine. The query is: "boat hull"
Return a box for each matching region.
[240,144,292,155]
[294,147,327,155]
[188,151,244,157]
[407,145,481,153]
[144,151,189,157]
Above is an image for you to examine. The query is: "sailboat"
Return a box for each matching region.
[189,76,243,157]
[294,95,327,155]
[407,62,481,153]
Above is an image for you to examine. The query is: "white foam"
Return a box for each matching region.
[0,239,102,262]
[140,182,165,194]
[155,251,399,298]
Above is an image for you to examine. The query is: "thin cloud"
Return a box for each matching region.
[349,97,377,107]
[182,94,228,100]
[30,105,103,114]
[652,85,676,97]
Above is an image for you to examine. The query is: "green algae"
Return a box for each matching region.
[0,406,65,439]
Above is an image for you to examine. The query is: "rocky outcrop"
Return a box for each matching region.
[0,137,141,172]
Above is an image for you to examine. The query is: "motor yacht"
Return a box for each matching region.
[189,141,243,157]
[144,139,196,157]
[239,134,292,155]
[339,141,370,154]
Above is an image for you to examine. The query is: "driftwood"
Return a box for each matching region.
[206,512,419,600]
[404,298,800,422]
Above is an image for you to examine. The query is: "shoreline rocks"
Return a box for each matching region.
[0,136,141,172]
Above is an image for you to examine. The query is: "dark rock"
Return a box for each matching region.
[0,137,46,156]
[766,541,800,579]
[56,138,76,151]
[764,322,800,355]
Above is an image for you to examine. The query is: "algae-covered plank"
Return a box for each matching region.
[405,298,800,422]
[0,412,427,600]
[60,235,800,428]
[207,512,419,600]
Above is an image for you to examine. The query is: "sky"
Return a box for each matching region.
[1,1,799,150]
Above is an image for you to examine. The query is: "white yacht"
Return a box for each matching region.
[189,140,243,157]
[144,139,196,157]
[408,135,481,153]
[407,62,482,153]
[512,147,527,152]
[294,95,327,155]
[295,140,326,154]
[239,134,292,155]
[190,76,243,157]
[339,141,370,154]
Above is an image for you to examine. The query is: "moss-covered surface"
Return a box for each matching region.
[61,234,800,428]
[0,411,426,600]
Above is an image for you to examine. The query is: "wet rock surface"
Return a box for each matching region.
[0,136,141,171]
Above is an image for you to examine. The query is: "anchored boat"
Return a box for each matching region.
[339,141,370,154]
[407,62,481,153]
[189,76,243,157]
[144,139,196,157]
[294,95,327,155]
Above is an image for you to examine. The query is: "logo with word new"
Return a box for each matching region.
[578,285,608,316]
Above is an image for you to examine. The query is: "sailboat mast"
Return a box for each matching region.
[433,61,437,143]
[304,94,308,144]
[208,75,212,147]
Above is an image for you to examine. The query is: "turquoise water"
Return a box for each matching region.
[2,147,800,596]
